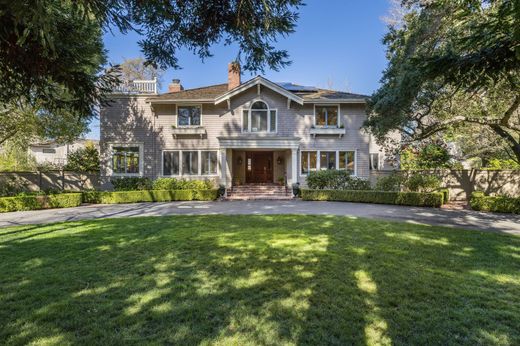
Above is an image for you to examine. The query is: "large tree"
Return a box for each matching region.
[366,0,520,162]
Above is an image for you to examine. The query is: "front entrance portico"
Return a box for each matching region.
[218,136,300,188]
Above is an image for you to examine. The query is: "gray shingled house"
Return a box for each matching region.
[100,63,390,196]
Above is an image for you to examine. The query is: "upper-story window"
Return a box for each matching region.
[315,105,339,128]
[177,105,201,127]
[242,100,277,133]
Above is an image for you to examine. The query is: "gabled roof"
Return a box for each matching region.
[147,76,368,104]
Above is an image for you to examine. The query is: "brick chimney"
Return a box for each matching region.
[228,62,241,90]
[168,79,183,93]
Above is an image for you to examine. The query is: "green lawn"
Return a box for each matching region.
[1,215,519,345]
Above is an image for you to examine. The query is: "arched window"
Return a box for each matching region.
[242,100,277,133]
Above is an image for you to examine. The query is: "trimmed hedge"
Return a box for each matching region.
[470,192,520,214]
[439,189,450,204]
[301,189,444,207]
[0,193,83,213]
[82,189,219,204]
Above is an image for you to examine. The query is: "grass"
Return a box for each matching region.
[1,215,519,345]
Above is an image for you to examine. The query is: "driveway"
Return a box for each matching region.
[1,200,518,235]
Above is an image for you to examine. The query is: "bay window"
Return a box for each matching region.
[112,146,140,175]
[177,105,201,126]
[163,150,218,176]
[301,151,317,174]
[315,105,339,128]
[242,100,277,133]
[301,150,357,175]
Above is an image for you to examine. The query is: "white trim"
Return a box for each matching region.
[218,137,300,150]
[215,76,304,105]
[161,149,220,177]
[175,104,203,127]
[299,149,358,177]
[304,99,366,104]
[313,104,340,128]
[107,142,144,177]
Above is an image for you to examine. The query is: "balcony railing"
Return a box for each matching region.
[112,79,157,94]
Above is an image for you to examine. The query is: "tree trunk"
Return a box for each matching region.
[490,124,520,163]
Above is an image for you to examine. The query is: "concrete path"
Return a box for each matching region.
[0,200,518,235]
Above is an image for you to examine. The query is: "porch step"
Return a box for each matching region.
[226,184,293,200]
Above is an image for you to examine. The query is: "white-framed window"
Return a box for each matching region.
[369,153,380,170]
[314,105,339,128]
[242,100,277,133]
[163,151,180,176]
[182,151,199,175]
[201,151,218,175]
[162,150,219,176]
[301,151,318,174]
[301,149,357,176]
[339,151,356,174]
[177,105,201,127]
[110,143,143,176]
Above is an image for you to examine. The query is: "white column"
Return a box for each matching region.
[291,148,298,186]
[220,148,228,188]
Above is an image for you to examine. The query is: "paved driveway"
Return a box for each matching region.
[1,200,519,235]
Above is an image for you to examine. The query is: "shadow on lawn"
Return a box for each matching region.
[0,215,519,345]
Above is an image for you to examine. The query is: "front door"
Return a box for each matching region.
[245,151,273,183]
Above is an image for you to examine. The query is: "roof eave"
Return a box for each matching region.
[214,76,304,105]
[303,98,367,104]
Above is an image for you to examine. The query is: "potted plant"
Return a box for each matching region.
[277,176,285,186]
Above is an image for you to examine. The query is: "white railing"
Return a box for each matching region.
[112,79,157,94]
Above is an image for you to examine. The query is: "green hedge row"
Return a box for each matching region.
[0,193,83,213]
[470,192,520,214]
[301,189,444,207]
[82,189,219,204]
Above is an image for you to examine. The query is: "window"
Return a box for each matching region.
[182,151,199,175]
[320,152,336,170]
[201,151,218,175]
[163,151,180,176]
[339,151,355,174]
[315,105,339,128]
[242,100,277,133]
[177,105,201,126]
[301,151,317,174]
[112,146,140,174]
[369,153,380,170]
[42,148,56,154]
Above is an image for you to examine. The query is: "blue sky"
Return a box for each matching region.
[88,0,390,139]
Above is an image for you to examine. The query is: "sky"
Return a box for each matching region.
[87,0,390,139]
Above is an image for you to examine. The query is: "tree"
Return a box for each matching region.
[0,140,37,172]
[400,141,452,170]
[1,0,303,116]
[64,142,100,172]
[119,57,165,87]
[366,0,520,162]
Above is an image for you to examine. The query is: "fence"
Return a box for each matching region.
[370,169,520,201]
[0,171,100,192]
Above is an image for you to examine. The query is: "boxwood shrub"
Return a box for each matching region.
[0,193,83,213]
[470,192,520,214]
[83,189,219,204]
[301,189,444,207]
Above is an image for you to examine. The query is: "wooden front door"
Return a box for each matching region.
[245,151,273,183]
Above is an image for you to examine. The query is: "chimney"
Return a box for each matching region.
[168,79,183,93]
[228,62,241,90]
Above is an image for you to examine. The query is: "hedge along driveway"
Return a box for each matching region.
[0,193,82,213]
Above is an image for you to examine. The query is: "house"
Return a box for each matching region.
[29,139,99,167]
[100,63,392,192]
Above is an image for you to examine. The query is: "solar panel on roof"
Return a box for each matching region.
[276,82,318,92]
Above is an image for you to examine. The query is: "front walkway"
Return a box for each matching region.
[1,200,519,235]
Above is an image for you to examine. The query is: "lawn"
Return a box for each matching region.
[1,215,519,345]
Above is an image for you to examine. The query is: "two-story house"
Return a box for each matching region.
[100,63,389,192]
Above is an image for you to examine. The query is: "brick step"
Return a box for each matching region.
[226,194,293,200]
[229,189,286,193]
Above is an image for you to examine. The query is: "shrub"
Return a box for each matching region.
[110,177,152,191]
[152,177,214,190]
[307,170,371,190]
[82,189,218,204]
[374,172,405,191]
[403,173,441,193]
[470,192,520,214]
[439,189,450,204]
[301,189,443,207]
[0,193,83,213]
